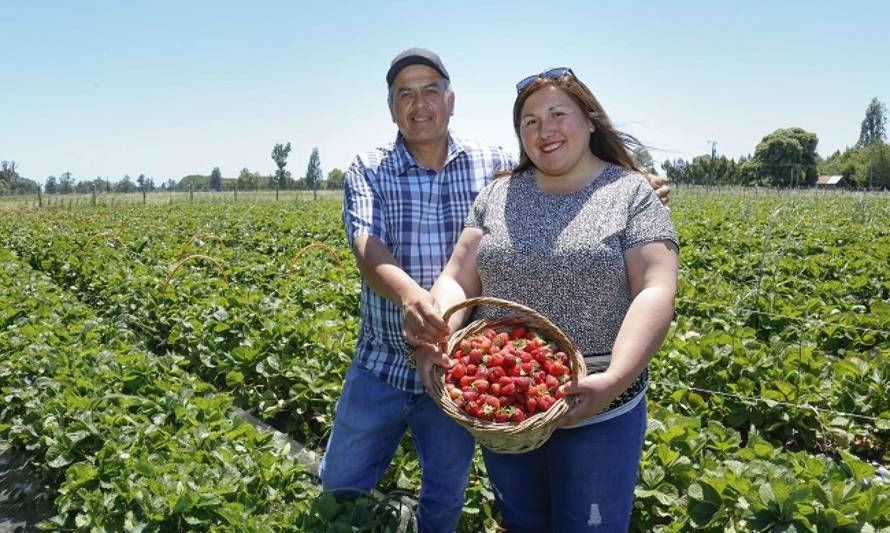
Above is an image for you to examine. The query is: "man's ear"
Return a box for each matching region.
[447,90,455,116]
[389,97,397,124]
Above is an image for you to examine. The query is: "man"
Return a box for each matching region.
[319,48,669,533]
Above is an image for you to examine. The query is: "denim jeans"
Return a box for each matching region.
[481,397,647,532]
[319,363,476,533]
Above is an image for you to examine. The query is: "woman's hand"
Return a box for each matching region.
[413,343,449,394]
[559,372,625,427]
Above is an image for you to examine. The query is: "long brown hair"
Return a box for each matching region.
[508,72,643,176]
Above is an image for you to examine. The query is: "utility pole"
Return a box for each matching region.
[707,140,718,186]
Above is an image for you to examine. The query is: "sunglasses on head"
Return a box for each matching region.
[515,67,576,94]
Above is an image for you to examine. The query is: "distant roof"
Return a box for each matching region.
[816,175,844,185]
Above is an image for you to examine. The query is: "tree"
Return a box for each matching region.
[209,167,222,191]
[271,142,292,188]
[751,128,819,187]
[306,147,323,191]
[137,174,147,192]
[858,97,887,147]
[59,171,74,194]
[327,168,345,189]
[631,146,656,173]
[114,175,136,193]
[237,167,263,190]
[44,176,58,194]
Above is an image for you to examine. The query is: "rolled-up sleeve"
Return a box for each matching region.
[342,156,388,248]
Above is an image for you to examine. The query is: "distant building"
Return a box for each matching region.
[815,175,844,188]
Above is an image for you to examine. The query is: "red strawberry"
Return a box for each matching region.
[526,398,538,414]
[459,339,472,353]
[451,364,466,380]
[472,379,489,393]
[483,395,501,410]
[510,409,526,423]
[500,382,516,396]
[510,326,527,340]
[494,408,510,423]
[548,363,568,377]
[488,353,505,368]
[462,389,479,402]
[490,383,501,396]
[468,349,484,365]
[489,366,506,381]
[537,395,556,411]
[483,328,497,340]
[513,376,531,392]
[545,374,559,389]
[459,375,474,388]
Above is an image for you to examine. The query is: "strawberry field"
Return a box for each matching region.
[1,189,888,532]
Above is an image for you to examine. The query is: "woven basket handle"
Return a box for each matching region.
[441,296,580,376]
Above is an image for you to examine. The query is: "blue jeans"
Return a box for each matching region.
[481,397,647,532]
[319,363,476,533]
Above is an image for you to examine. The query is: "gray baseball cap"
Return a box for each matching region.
[386,47,450,87]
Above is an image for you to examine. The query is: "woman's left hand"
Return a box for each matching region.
[559,372,625,427]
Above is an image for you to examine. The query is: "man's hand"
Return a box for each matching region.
[645,173,671,206]
[402,290,449,346]
[414,343,449,394]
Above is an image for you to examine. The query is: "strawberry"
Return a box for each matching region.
[513,376,531,392]
[498,395,514,406]
[489,366,506,381]
[459,339,472,353]
[490,383,501,396]
[537,395,556,412]
[483,395,501,410]
[493,332,510,347]
[488,353,505,368]
[510,409,526,423]
[526,398,538,414]
[494,408,510,423]
[451,364,466,380]
[483,328,497,340]
[459,375,474,388]
[510,326,527,340]
[472,379,489,393]
[468,348,484,365]
[500,382,516,396]
[465,400,481,418]
[502,355,517,370]
[545,374,559,390]
[548,363,568,377]
[462,389,479,402]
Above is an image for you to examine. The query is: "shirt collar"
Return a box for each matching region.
[392,131,467,175]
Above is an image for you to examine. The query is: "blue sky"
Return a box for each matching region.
[3,0,888,184]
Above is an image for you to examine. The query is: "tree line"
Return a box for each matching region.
[1,145,346,196]
[657,97,889,189]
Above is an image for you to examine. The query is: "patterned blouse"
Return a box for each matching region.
[464,164,678,423]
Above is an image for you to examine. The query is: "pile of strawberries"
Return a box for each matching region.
[443,326,571,423]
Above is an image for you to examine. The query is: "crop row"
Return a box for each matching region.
[1,194,888,530]
[0,247,415,531]
[2,198,887,460]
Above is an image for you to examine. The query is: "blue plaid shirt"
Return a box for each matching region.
[343,131,515,392]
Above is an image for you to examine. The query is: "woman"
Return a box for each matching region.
[405,67,678,531]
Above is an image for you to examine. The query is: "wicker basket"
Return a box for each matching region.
[428,297,587,454]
